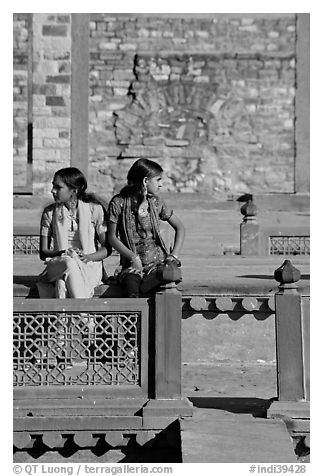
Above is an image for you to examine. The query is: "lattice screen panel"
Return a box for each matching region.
[13,235,118,256]
[13,311,140,386]
[13,235,39,254]
[270,236,310,255]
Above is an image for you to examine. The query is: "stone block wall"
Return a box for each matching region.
[88,14,297,197]
[31,13,72,194]
[13,14,300,197]
[13,13,29,187]
[30,14,72,194]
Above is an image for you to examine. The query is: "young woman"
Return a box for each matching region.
[107,158,185,297]
[37,167,110,298]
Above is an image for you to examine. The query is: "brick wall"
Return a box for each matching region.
[88,14,297,197]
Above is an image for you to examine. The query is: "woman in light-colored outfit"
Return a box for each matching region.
[37,167,110,299]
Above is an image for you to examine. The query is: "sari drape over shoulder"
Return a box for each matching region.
[108,194,173,279]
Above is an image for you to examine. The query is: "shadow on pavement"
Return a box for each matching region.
[239,274,310,280]
[187,396,277,418]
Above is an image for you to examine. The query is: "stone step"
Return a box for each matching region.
[181,407,297,463]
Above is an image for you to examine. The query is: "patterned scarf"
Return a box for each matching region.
[121,195,168,255]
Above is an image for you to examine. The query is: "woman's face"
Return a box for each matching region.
[51,176,75,203]
[146,174,163,196]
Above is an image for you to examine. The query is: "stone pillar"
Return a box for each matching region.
[268,259,310,426]
[273,259,305,400]
[142,280,193,422]
[239,194,260,255]
[71,14,89,178]
[30,14,90,192]
[295,14,310,194]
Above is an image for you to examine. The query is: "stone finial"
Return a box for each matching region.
[274,259,301,285]
[238,193,257,222]
[158,262,182,284]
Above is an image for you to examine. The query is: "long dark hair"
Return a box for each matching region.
[120,159,163,198]
[54,167,112,255]
[54,167,100,204]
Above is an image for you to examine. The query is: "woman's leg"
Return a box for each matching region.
[46,256,87,298]
[37,278,55,298]
[122,273,141,297]
[63,259,87,298]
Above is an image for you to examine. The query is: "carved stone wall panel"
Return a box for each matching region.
[88,30,296,196]
[110,52,295,196]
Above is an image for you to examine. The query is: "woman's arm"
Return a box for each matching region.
[107,222,137,260]
[79,204,109,263]
[79,246,108,263]
[39,207,63,261]
[167,213,185,258]
[39,235,65,261]
[107,221,142,270]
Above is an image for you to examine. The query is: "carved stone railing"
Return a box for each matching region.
[265,231,310,256]
[182,294,275,320]
[13,258,310,454]
[13,234,39,254]
[13,233,119,256]
[13,279,193,453]
[238,195,310,256]
[14,299,147,390]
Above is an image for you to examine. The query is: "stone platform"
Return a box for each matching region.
[12,192,310,463]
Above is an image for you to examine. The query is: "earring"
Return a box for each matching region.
[69,190,78,210]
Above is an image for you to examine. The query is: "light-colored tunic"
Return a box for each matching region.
[37,201,107,298]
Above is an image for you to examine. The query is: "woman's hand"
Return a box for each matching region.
[129,254,143,272]
[107,221,143,273]
[78,251,91,263]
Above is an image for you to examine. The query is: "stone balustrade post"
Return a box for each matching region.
[239,194,260,255]
[154,280,182,400]
[141,267,193,421]
[268,259,310,428]
[273,259,309,401]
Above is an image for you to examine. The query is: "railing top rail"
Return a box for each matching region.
[13,298,150,312]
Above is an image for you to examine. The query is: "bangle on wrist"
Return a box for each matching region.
[167,253,181,267]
